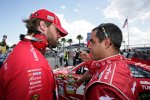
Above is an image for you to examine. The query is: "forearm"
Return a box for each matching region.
[77,71,92,83]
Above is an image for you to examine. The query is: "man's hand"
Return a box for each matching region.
[79,51,91,62]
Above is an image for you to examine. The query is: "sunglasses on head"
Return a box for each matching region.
[99,24,109,38]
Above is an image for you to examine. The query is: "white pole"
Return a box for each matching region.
[127,17,129,49]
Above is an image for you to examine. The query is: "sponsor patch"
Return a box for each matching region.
[29,76,41,81]
[66,85,75,94]
[31,94,40,100]
[29,88,42,94]
[30,80,41,85]
[33,72,41,76]
[104,65,112,80]
[140,81,150,85]
[131,81,136,94]
[30,45,38,61]
[142,85,150,90]
[47,15,54,21]
[27,68,42,73]
[29,84,42,90]
[99,95,114,100]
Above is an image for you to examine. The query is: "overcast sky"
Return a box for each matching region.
[0,0,150,48]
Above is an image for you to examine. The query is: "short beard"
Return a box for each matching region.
[48,41,58,48]
[46,37,58,48]
[51,44,57,48]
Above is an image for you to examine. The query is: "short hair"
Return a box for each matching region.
[23,18,52,34]
[92,23,123,50]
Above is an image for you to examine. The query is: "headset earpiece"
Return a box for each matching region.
[20,34,39,42]
[20,34,49,52]
[32,34,48,51]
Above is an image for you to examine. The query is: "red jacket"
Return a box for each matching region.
[0,41,56,100]
[84,54,138,100]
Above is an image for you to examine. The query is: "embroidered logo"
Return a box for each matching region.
[99,95,114,100]
[30,45,38,61]
[104,65,112,80]
[131,81,136,94]
[47,15,54,21]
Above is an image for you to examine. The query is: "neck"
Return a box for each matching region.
[101,49,119,60]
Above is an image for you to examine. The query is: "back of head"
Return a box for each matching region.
[92,23,122,51]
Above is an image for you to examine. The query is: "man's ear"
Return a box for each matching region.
[104,38,112,49]
[39,20,47,31]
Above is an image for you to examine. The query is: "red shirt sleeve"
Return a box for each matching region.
[85,60,96,75]
[85,83,127,100]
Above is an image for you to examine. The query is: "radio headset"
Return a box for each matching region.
[20,30,49,52]
[20,34,40,42]
[20,30,42,41]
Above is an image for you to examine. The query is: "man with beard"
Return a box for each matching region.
[0,9,68,100]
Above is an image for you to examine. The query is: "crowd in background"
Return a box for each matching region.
[0,48,11,67]
[44,47,88,68]
[120,48,150,64]
[48,47,150,68]
[1,45,150,68]
[0,33,150,68]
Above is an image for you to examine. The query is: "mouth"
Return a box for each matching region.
[90,50,93,54]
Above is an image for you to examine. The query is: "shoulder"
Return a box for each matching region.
[85,83,127,100]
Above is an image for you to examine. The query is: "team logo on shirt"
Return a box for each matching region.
[30,45,39,61]
[33,72,42,76]
[104,65,112,80]
[99,95,114,100]
[27,71,42,77]
[31,94,40,100]
[131,81,136,94]
[29,76,41,81]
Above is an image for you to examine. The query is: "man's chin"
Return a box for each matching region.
[91,56,98,61]
[50,45,57,48]
[47,44,57,49]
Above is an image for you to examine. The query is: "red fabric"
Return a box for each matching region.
[85,84,127,100]
[85,54,138,100]
[131,57,150,65]
[84,60,96,75]
[32,34,48,51]
[0,41,55,100]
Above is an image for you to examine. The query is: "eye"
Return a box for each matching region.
[91,41,94,44]
[55,28,60,34]
[90,39,95,45]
